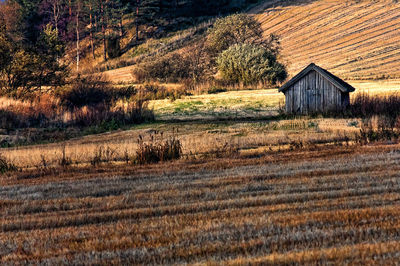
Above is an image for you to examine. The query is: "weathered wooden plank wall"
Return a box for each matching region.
[284,70,348,114]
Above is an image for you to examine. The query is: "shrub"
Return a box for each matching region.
[90,146,103,166]
[217,44,287,85]
[202,141,239,159]
[58,145,72,167]
[134,83,190,101]
[133,53,192,83]
[0,104,53,130]
[135,133,182,165]
[0,154,17,174]
[112,85,137,101]
[207,86,227,94]
[57,75,153,128]
[349,93,400,118]
[58,75,113,110]
[71,99,154,128]
[356,115,400,144]
[106,36,121,59]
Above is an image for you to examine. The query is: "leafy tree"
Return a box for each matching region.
[0,1,22,42]
[105,0,127,58]
[216,43,287,85]
[99,0,107,61]
[133,52,193,83]
[108,0,126,38]
[206,13,264,55]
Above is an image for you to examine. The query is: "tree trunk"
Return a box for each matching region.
[76,0,81,73]
[100,0,107,61]
[52,0,59,32]
[89,3,95,59]
[119,10,123,38]
[94,14,98,32]
[136,0,140,42]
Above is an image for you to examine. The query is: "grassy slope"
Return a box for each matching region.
[255,0,400,80]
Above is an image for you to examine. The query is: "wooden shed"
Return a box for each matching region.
[278,63,356,114]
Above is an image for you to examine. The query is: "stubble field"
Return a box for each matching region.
[257,0,400,80]
[1,143,400,264]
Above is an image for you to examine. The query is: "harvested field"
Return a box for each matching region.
[1,144,400,264]
[256,0,400,80]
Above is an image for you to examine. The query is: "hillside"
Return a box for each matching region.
[256,0,400,80]
[102,0,400,85]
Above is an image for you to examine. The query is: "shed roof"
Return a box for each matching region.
[278,63,356,93]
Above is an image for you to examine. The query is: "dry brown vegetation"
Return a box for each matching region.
[1,118,360,169]
[1,141,400,264]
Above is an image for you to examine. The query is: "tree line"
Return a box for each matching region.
[1,0,261,63]
[0,0,262,98]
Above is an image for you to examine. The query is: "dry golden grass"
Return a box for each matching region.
[350,79,400,95]
[1,117,361,169]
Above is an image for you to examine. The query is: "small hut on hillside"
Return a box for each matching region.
[278,63,355,114]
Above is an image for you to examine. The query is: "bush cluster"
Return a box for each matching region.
[134,83,191,101]
[135,134,182,164]
[216,44,287,85]
[207,86,227,94]
[206,13,264,55]
[133,53,193,83]
[58,75,113,110]
[0,155,17,174]
[0,97,57,130]
[71,100,154,128]
[356,116,400,144]
[0,76,156,132]
[347,94,400,144]
[349,93,400,118]
[130,13,287,87]
[56,76,155,128]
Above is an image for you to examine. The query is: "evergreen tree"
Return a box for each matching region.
[0,20,12,75]
[13,0,43,46]
[0,23,67,99]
